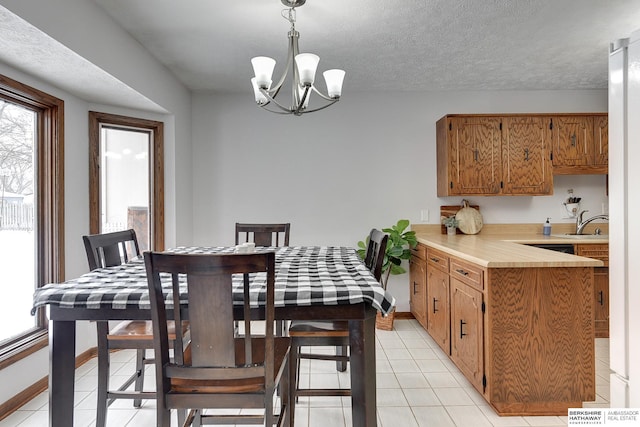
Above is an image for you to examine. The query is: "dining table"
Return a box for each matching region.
[32,245,396,427]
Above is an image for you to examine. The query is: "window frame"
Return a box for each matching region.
[0,73,64,368]
[88,112,164,251]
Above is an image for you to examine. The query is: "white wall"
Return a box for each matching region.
[0,0,194,247]
[192,89,608,309]
[0,0,193,406]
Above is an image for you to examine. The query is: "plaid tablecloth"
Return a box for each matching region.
[32,246,396,315]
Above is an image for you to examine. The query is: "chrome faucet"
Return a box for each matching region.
[575,210,609,235]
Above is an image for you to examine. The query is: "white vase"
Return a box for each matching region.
[447,226,457,235]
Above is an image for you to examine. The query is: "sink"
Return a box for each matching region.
[550,234,608,239]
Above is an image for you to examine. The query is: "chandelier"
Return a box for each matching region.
[250,0,345,116]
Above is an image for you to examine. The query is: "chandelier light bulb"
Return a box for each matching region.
[251,78,269,105]
[323,69,345,98]
[295,53,319,86]
[251,56,276,89]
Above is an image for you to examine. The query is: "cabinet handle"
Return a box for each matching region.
[598,290,604,306]
[433,297,438,314]
[413,282,419,294]
[571,133,577,147]
[474,149,479,162]
[455,268,469,276]
[524,148,529,161]
[460,320,467,339]
[429,257,440,263]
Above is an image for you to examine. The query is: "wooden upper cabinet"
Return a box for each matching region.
[551,114,608,174]
[502,116,553,195]
[437,116,502,196]
[437,113,607,196]
[437,114,552,196]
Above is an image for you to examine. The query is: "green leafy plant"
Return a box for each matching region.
[357,219,418,289]
[442,215,458,228]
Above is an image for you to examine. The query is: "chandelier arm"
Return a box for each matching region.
[296,98,339,114]
[293,85,311,115]
[310,85,338,102]
[291,30,301,108]
[259,88,296,114]
[259,104,295,114]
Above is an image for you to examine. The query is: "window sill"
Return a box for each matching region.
[0,330,48,370]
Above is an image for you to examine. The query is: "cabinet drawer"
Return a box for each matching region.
[575,244,609,266]
[411,244,427,261]
[450,257,483,290]
[427,248,449,272]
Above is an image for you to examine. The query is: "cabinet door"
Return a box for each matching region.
[448,117,502,195]
[426,264,450,353]
[410,257,427,329]
[594,267,609,338]
[551,116,594,167]
[594,116,608,167]
[450,278,484,393]
[501,116,553,195]
[575,244,609,338]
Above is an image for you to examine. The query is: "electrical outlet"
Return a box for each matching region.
[420,209,429,222]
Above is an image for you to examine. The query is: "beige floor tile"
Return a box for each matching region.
[378,406,419,427]
[6,319,611,427]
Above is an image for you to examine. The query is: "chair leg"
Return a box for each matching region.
[290,339,300,403]
[177,409,187,427]
[157,407,172,427]
[96,322,110,427]
[193,409,202,427]
[133,349,146,407]
[282,355,293,427]
[335,345,348,372]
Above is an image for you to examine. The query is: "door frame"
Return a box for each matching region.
[88,111,164,250]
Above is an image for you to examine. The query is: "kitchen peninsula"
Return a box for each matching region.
[409,224,605,416]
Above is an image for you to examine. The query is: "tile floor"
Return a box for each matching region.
[0,319,610,426]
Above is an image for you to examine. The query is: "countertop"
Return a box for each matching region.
[412,224,606,268]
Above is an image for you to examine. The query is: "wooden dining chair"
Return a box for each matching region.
[235,222,290,247]
[144,251,292,427]
[235,222,291,335]
[287,228,388,400]
[83,229,187,427]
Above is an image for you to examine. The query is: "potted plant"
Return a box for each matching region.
[442,215,459,235]
[357,219,417,330]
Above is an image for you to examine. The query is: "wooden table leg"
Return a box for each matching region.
[49,319,76,427]
[349,307,377,427]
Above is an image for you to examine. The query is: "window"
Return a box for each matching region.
[0,74,64,367]
[88,112,164,251]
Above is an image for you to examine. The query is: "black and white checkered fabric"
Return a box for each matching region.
[32,246,396,315]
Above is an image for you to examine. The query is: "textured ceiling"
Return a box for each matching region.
[2,1,640,109]
[0,6,165,112]
[92,0,640,93]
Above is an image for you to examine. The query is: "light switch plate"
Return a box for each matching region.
[420,209,429,222]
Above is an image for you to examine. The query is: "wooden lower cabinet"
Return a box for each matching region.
[450,277,484,393]
[418,244,596,416]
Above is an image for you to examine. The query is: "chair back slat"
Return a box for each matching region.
[83,229,140,270]
[364,229,389,281]
[188,272,236,367]
[235,223,290,247]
